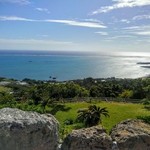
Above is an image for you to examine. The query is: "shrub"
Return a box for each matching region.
[77,105,109,127]
[137,116,150,124]
[64,118,74,125]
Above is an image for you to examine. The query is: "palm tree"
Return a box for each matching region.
[77,105,109,127]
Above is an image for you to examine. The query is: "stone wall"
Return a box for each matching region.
[61,119,150,150]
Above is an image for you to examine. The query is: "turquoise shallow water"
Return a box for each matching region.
[0,50,150,81]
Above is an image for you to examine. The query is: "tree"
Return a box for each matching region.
[119,90,133,100]
[143,85,150,99]
[90,85,102,97]
[77,105,109,127]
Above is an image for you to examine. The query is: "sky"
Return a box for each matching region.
[0,0,150,53]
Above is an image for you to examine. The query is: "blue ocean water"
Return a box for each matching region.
[0,50,150,81]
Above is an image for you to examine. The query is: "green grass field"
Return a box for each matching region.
[54,101,150,135]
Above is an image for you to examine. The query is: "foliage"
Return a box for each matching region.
[0,86,11,93]
[144,105,150,111]
[142,98,150,110]
[0,92,16,107]
[77,105,109,127]
[137,116,150,124]
[142,98,150,105]
[143,85,150,99]
[64,118,74,125]
[0,77,150,106]
[74,77,150,100]
[50,104,71,115]
[119,90,133,99]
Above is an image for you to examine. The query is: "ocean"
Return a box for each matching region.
[0,50,150,81]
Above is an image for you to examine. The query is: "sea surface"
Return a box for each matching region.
[0,50,150,81]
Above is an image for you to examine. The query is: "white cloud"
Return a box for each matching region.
[91,0,150,15]
[45,19,107,28]
[124,25,150,36]
[0,16,34,21]
[124,26,140,30]
[36,8,50,14]
[133,15,150,20]
[0,0,30,5]
[95,32,108,35]
[105,35,136,40]
[83,18,103,23]
[134,31,150,35]
[124,25,150,30]
[120,19,130,23]
[0,16,106,28]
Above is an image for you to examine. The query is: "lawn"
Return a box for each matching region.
[54,101,150,136]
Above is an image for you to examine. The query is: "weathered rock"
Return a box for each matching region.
[61,126,113,150]
[110,119,150,150]
[0,108,59,150]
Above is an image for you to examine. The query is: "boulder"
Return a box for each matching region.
[110,119,150,150]
[61,126,112,150]
[0,108,59,150]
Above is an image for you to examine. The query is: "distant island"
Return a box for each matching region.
[137,62,150,69]
[137,62,150,65]
[141,66,150,69]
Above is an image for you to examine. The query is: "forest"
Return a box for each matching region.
[0,77,150,110]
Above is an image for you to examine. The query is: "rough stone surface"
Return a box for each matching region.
[61,126,113,150]
[110,119,150,150]
[0,108,59,150]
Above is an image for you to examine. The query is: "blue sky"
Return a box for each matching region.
[0,0,150,52]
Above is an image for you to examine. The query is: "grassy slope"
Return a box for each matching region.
[54,101,150,133]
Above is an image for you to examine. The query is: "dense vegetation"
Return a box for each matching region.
[0,77,149,138]
[0,77,149,108]
[0,77,150,112]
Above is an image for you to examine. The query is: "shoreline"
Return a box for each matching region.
[0,75,149,85]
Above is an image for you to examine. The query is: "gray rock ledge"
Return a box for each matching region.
[0,108,59,150]
[61,126,113,150]
[110,119,150,150]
